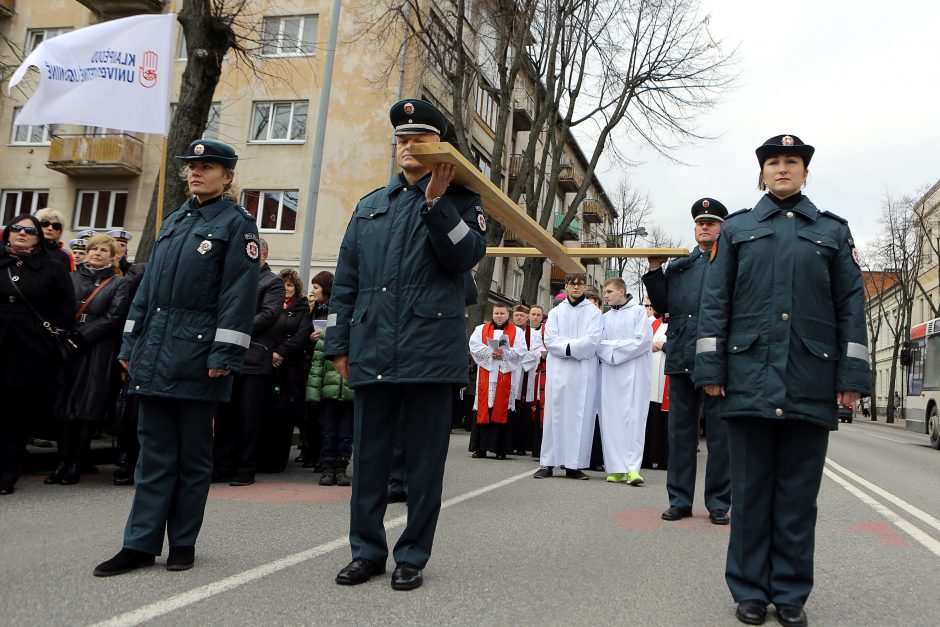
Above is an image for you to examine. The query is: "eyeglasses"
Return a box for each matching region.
[644,304,653,308]
[40,220,63,230]
[9,224,40,235]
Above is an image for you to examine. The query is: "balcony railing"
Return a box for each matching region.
[605,269,621,280]
[46,133,144,177]
[557,161,583,193]
[512,89,534,132]
[581,199,603,223]
[578,239,602,265]
[76,0,166,17]
[550,265,566,282]
[553,213,580,240]
[503,228,523,246]
[508,154,523,180]
[0,0,15,18]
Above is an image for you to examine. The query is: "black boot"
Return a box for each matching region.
[335,460,350,487]
[45,462,68,484]
[59,463,81,485]
[319,460,337,486]
[93,548,155,577]
[166,546,195,571]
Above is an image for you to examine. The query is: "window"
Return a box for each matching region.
[428,11,457,74]
[26,28,71,53]
[472,148,492,179]
[11,107,54,145]
[177,32,188,60]
[262,15,317,57]
[250,101,308,142]
[74,191,128,229]
[169,102,221,139]
[1,190,48,224]
[475,80,499,131]
[243,190,298,232]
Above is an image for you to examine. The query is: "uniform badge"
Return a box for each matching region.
[702,199,710,208]
[852,247,862,268]
[477,213,487,232]
[782,135,794,146]
[197,240,213,255]
[194,144,205,155]
[246,241,260,261]
[404,102,415,115]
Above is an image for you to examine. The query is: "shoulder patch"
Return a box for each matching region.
[820,210,848,224]
[359,186,386,202]
[244,231,259,242]
[245,240,260,262]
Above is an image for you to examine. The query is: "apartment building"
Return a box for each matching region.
[0,0,616,310]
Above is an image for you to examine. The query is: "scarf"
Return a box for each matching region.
[284,295,297,310]
[477,322,516,425]
[5,244,36,257]
[652,316,670,411]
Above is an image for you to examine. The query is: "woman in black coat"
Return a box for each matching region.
[297,271,332,468]
[48,234,130,485]
[0,214,74,495]
[259,269,312,472]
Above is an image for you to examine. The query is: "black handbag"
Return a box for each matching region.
[6,266,77,361]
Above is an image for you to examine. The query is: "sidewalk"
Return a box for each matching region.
[851,412,908,430]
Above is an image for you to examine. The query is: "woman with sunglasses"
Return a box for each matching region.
[694,135,870,626]
[0,214,75,495]
[36,208,75,272]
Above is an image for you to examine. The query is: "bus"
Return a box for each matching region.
[903,318,940,449]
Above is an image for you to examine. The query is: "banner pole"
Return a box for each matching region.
[155,136,168,235]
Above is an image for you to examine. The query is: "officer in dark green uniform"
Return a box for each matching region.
[327,99,486,591]
[694,135,871,627]
[643,199,732,525]
[94,139,260,577]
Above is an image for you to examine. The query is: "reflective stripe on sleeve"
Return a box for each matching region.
[327,313,337,327]
[123,319,135,334]
[214,328,251,348]
[447,220,470,245]
[846,342,869,362]
[696,337,717,354]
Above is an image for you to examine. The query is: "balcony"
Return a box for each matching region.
[581,198,603,223]
[76,0,166,18]
[557,161,582,193]
[46,133,144,177]
[550,265,566,283]
[605,269,621,280]
[578,239,602,265]
[507,154,523,182]
[503,228,523,247]
[553,213,580,240]
[0,0,14,18]
[512,89,534,132]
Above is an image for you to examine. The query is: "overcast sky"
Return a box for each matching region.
[596,0,940,252]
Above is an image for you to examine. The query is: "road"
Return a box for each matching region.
[1,420,937,626]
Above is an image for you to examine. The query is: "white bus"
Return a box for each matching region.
[903,318,940,448]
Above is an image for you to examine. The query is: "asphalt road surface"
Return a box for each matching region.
[1,420,938,626]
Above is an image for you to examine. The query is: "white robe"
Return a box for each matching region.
[541,298,603,468]
[521,325,545,402]
[650,318,668,404]
[597,301,653,473]
[469,325,525,411]
[510,324,539,404]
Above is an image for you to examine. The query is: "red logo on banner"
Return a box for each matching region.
[139,50,158,88]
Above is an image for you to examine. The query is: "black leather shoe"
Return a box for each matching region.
[45,462,68,484]
[230,473,255,487]
[533,466,553,479]
[495,454,508,460]
[335,558,385,585]
[113,474,134,486]
[565,468,589,480]
[59,463,81,485]
[387,490,408,503]
[391,562,423,591]
[775,605,807,627]
[735,600,768,625]
[471,451,486,458]
[93,548,155,577]
[709,509,730,525]
[0,481,14,496]
[166,546,195,571]
[661,506,693,521]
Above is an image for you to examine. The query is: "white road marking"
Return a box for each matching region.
[840,425,914,444]
[825,458,940,534]
[88,469,534,627]
[823,468,940,558]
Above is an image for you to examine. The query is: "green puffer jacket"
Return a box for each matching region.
[306,328,354,403]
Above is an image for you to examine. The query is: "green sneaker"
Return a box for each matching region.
[606,473,626,483]
[626,471,644,486]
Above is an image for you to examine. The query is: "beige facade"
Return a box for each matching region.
[0,0,615,310]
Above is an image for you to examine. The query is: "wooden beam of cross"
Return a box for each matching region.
[487,247,689,258]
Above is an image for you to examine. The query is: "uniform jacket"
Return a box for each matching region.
[642,247,709,376]
[324,172,487,388]
[57,264,130,421]
[242,263,286,375]
[271,296,313,400]
[307,328,354,403]
[0,248,74,390]
[120,196,261,402]
[693,194,872,429]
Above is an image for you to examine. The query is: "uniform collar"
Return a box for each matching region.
[188,195,229,220]
[387,171,431,194]
[753,193,818,223]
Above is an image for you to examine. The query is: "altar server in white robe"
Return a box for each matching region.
[597,277,653,485]
[468,303,527,459]
[534,273,603,480]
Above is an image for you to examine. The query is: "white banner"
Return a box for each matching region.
[8,13,177,136]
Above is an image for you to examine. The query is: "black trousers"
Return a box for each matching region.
[350,383,452,569]
[213,373,270,476]
[123,396,216,554]
[666,374,730,511]
[0,389,29,485]
[726,417,829,607]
